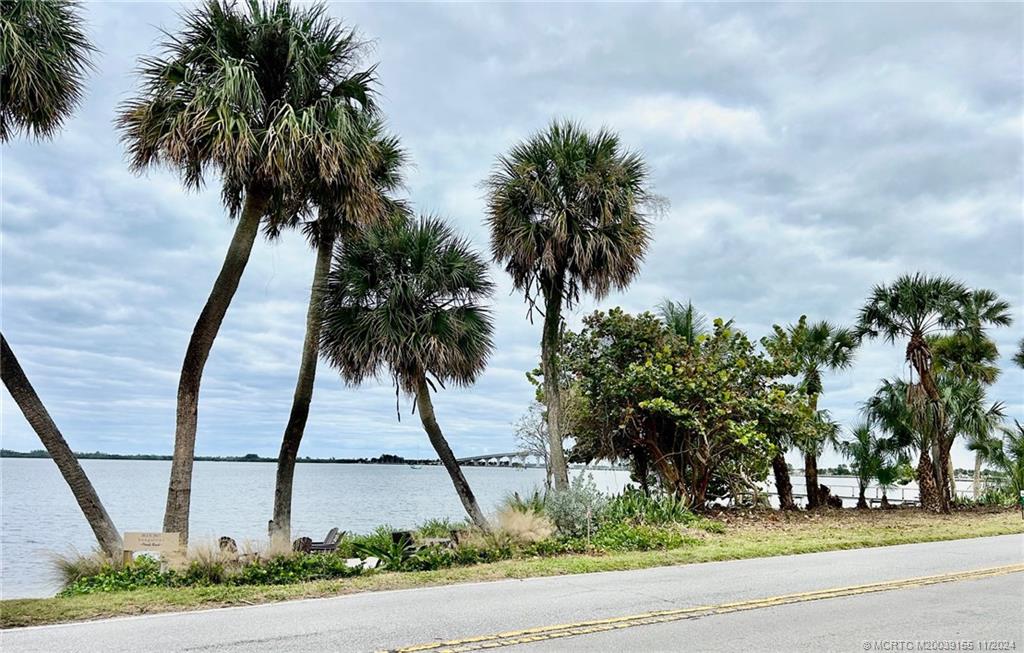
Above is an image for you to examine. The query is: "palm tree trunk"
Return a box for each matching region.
[857,483,868,509]
[415,376,490,531]
[269,233,334,550]
[917,447,940,511]
[908,344,951,514]
[540,286,569,490]
[164,189,269,543]
[804,452,820,509]
[1,335,123,557]
[771,452,795,510]
[973,453,982,499]
[943,445,956,504]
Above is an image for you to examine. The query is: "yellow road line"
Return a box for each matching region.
[383,563,1024,653]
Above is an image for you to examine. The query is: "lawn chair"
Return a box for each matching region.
[293,527,343,553]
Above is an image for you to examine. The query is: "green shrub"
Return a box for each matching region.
[230,553,362,586]
[605,489,693,525]
[337,525,395,559]
[416,518,463,538]
[354,532,417,571]
[60,552,368,596]
[589,523,695,552]
[545,474,608,537]
[61,555,171,596]
[403,545,456,571]
[953,487,1016,508]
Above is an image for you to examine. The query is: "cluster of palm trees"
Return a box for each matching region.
[2,1,659,550]
[2,2,1020,560]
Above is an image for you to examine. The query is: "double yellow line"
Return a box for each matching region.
[384,563,1024,653]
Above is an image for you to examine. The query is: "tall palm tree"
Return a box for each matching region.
[267,126,406,548]
[762,316,857,508]
[857,274,1011,512]
[117,0,378,542]
[839,423,881,509]
[1,2,122,557]
[1013,339,1024,369]
[484,120,656,490]
[319,216,495,530]
[0,0,94,140]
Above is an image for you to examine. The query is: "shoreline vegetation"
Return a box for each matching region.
[0,451,878,477]
[2,507,1020,629]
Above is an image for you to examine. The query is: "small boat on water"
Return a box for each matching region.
[408,464,422,469]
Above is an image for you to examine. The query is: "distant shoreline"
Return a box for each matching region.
[0,449,437,465]
[0,449,628,470]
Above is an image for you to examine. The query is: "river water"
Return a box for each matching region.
[0,458,976,599]
[0,459,633,598]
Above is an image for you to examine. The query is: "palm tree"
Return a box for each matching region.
[840,423,881,509]
[267,126,406,548]
[939,374,1005,500]
[117,0,378,543]
[762,316,857,508]
[319,216,495,530]
[863,377,942,510]
[484,121,656,490]
[982,421,1024,503]
[857,274,1011,512]
[658,300,709,348]
[1,337,122,557]
[0,3,122,557]
[0,0,94,140]
[1013,339,1024,369]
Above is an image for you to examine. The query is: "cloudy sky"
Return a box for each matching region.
[3,2,1022,468]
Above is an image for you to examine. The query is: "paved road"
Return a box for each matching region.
[4,535,1022,652]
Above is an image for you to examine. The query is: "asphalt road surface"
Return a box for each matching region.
[4,534,1022,652]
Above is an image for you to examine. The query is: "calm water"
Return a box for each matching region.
[0,459,632,598]
[0,459,976,599]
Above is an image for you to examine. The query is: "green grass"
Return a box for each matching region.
[3,508,1021,629]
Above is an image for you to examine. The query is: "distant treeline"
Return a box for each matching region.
[0,449,438,465]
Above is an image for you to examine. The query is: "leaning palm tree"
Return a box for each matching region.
[0,0,94,140]
[1,338,122,557]
[267,126,406,548]
[762,316,857,508]
[484,120,656,490]
[319,215,495,530]
[117,1,378,542]
[857,274,1011,512]
[1,3,122,556]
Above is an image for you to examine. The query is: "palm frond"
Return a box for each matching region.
[117,0,377,215]
[1,0,96,141]
[319,214,495,395]
[483,119,656,310]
